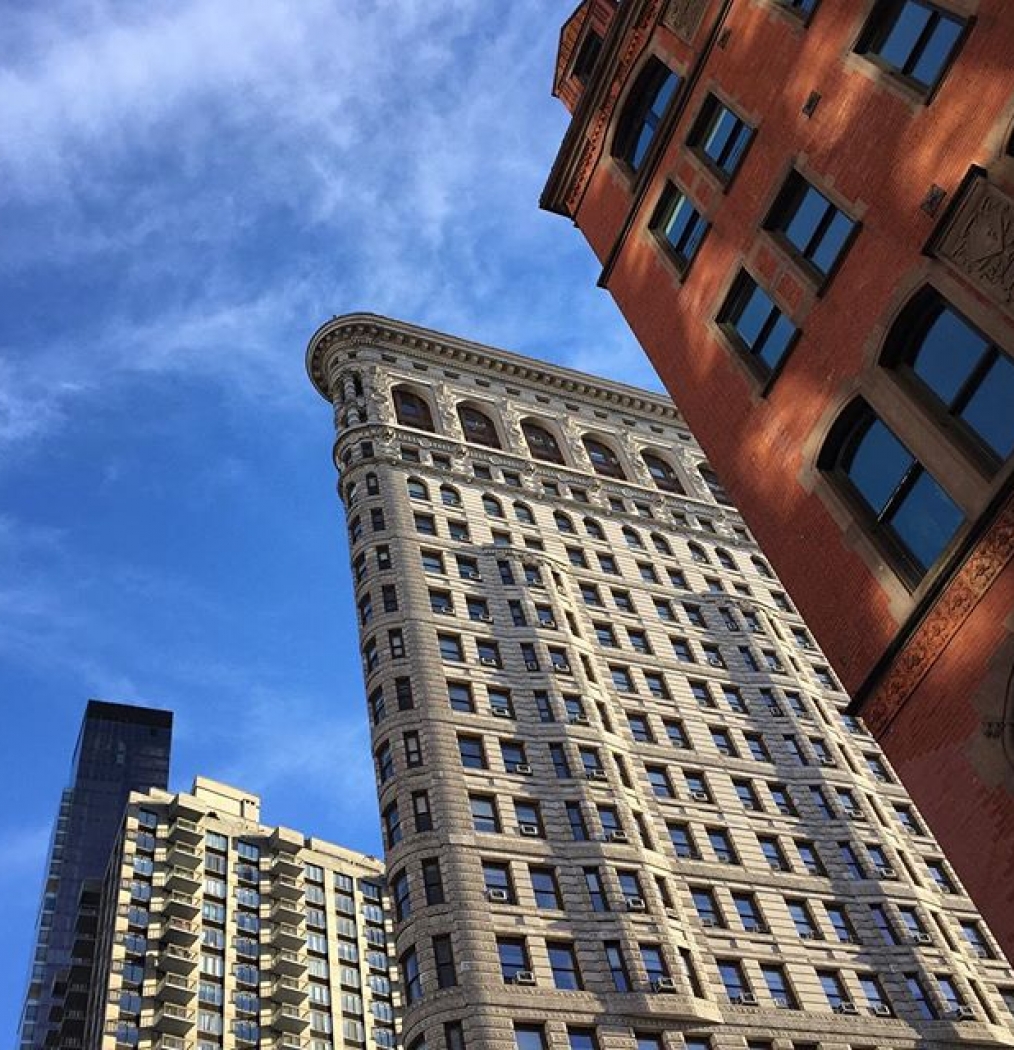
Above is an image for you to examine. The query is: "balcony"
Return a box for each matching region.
[156,974,196,1004]
[167,818,203,846]
[271,976,306,1004]
[273,1037,306,1050]
[272,852,304,879]
[271,1006,310,1033]
[162,891,200,920]
[272,924,305,951]
[156,1038,194,1050]
[161,918,199,946]
[270,827,304,855]
[165,866,201,894]
[157,946,198,974]
[270,899,304,926]
[154,1004,194,1036]
[167,842,202,870]
[272,950,307,977]
[270,875,304,901]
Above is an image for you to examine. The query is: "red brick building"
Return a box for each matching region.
[543,0,1014,952]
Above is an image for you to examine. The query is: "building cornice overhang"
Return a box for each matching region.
[541,0,654,217]
[306,312,682,422]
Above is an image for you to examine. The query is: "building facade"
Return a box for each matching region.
[84,776,398,1050]
[307,312,1014,1050]
[18,700,173,1050]
[540,0,1014,953]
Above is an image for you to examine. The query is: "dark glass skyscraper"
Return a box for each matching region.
[18,700,172,1050]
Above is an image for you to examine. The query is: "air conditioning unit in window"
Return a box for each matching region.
[486,888,510,903]
[871,1004,893,1017]
[912,932,932,945]
[465,570,482,581]
[690,790,709,803]
[733,992,758,1006]
[542,618,557,629]
[478,613,494,623]
[525,660,541,671]
[949,1006,975,1021]
[513,763,533,776]
[479,657,499,667]
[818,757,836,767]
[512,971,536,986]
[606,829,629,844]
[569,714,590,726]
[585,769,607,781]
[877,866,898,880]
[835,1002,860,1015]
[518,823,540,837]
[700,917,719,928]
[842,808,862,820]
[653,977,678,993]
[625,897,646,912]
[799,931,822,941]
[553,662,572,673]
[773,996,790,1009]
[436,606,455,616]
[491,707,512,719]
[768,705,785,717]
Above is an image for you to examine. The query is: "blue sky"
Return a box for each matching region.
[0,0,663,1033]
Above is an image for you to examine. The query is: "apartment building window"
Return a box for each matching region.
[567,802,589,841]
[401,947,422,1004]
[669,567,689,588]
[907,974,938,1018]
[605,942,632,990]
[761,964,797,1008]
[733,892,766,932]
[458,736,486,770]
[598,553,620,575]
[448,682,474,713]
[692,887,722,925]
[413,791,433,832]
[439,635,464,662]
[567,1031,598,1050]
[497,937,530,981]
[445,1023,465,1050]
[670,823,700,859]
[734,779,762,810]
[685,771,713,804]
[796,840,825,875]
[640,944,670,985]
[839,843,865,879]
[476,639,502,667]
[384,803,402,848]
[501,740,528,774]
[530,867,562,909]
[860,974,892,1014]
[648,766,674,798]
[548,942,583,989]
[926,858,957,892]
[787,899,819,938]
[818,970,849,1010]
[708,828,738,864]
[766,171,857,282]
[432,935,457,988]
[614,57,680,172]
[470,796,499,833]
[672,638,695,663]
[718,960,751,1001]
[819,399,964,581]
[688,94,754,182]
[960,921,993,959]
[628,714,654,742]
[718,271,799,379]
[856,0,966,93]
[514,1026,546,1050]
[769,784,796,816]
[422,859,444,905]
[515,800,544,837]
[665,720,691,748]
[584,867,609,911]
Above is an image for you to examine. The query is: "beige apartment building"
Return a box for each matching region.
[306,312,1014,1050]
[84,777,398,1050]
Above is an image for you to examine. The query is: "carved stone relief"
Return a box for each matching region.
[661,0,710,42]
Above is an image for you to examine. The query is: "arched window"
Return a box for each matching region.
[458,405,501,449]
[642,452,685,493]
[555,511,575,533]
[819,399,964,581]
[352,374,364,397]
[688,541,711,565]
[715,548,737,572]
[584,517,605,540]
[482,494,504,518]
[884,288,1014,467]
[613,57,680,173]
[698,463,733,506]
[751,555,773,579]
[522,420,566,464]
[583,436,627,479]
[393,387,435,432]
[651,532,672,556]
[622,526,643,549]
[440,485,462,507]
[407,477,429,501]
[514,502,535,525]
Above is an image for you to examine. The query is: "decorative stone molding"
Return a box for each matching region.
[932,169,1014,314]
[862,490,1014,736]
[661,0,710,42]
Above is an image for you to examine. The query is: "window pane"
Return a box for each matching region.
[911,13,963,86]
[889,468,963,570]
[847,419,911,513]
[880,3,932,69]
[914,308,988,404]
[962,356,1014,458]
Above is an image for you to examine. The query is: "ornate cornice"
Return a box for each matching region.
[861,489,1014,736]
[306,312,683,422]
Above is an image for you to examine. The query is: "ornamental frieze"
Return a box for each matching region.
[933,171,1014,312]
[661,0,710,42]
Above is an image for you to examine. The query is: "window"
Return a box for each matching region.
[652,183,709,273]
[732,892,765,932]
[628,714,653,742]
[889,288,1014,465]
[401,946,422,1003]
[470,795,499,833]
[439,635,463,663]
[718,959,750,1001]
[567,802,589,841]
[688,93,754,181]
[432,935,456,988]
[710,727,737,757]
[761,964,797,1008]
[769,784,796,816]
[393,388,435,431]
[692,886,722,925]
[445,1023,465,1050]
[766,171,857,281]
[647,766,674,798]
[514,1026,546,1050]
[960,920,993,959]
[458,404,500,447]
[707,828,738,864]
[640,944,670,985]
[422,859,444,905]
[497,937,529,981]
[856,0,966,93]
[734,779,761,810]
[787,899,819,938]
[384,803,402,848]
[926,858,957,892]
[530,867,561,909]
[860,973,892,1014]
[515,502,535,525]
[583,437,626,478]
[907,973,938,1019]
[548,942,583,990]
[422,551,445,576]
[839,842,865,879]
[820,399,964,580]
[672,638,695,663]
[613,57,680,172]
[515,800,543,837]
[448,682,474,713]
[584,867,609,910]
[605,942,631,990]
[718,271,798,378]
[412,791,432,832]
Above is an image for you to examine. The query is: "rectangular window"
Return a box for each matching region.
[530,867,562,909]
[470,795,499,833]
[766,171,857,280]
[718,271,798,378]
[433,934,457,988]
[605,941,631,991]
[497,937,529,982]
[548,942,583,990]
[688,94,754,181]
